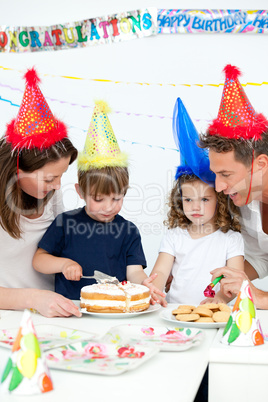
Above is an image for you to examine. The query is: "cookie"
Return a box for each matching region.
[201,303,219,311]
[175,313,200,322]
[213,311,230,322]
[193,307,213,317]
[218,303,231,313]
[172,307,192,315]
[195,317,214,323]
[179,305,196,311]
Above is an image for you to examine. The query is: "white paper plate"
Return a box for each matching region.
[81,303,161,318]
[160,305,227,329]
[45,340,159,375]
[0,325,97,350]
[102,324,204,351]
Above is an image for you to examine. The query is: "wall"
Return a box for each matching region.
[1,0,268,290]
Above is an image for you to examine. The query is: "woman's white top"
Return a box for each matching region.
[240,200,268,279]
[159,227,244,305]
[0,190,63,290]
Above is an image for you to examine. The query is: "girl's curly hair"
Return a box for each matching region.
[164,174,241,233]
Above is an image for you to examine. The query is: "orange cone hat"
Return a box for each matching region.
[6,67,68,150]
[221,280,264,347]
[207,65,268,140]
[1,310,53,395]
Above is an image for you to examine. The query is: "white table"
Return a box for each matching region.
[0,305,217,402]
[209,309,268,401]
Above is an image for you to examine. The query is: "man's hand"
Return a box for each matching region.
[210,266,248,298]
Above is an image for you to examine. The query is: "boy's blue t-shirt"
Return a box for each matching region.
[37,207,147,300]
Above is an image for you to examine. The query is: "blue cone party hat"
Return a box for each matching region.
[173,98,215,185]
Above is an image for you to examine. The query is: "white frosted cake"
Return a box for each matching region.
[80,281,150,313]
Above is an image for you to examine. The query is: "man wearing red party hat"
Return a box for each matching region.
[200,64,268,309]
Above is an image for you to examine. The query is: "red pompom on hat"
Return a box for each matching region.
[207,64,268,140]
[5,67,68,150]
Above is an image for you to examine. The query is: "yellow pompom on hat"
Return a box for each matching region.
[78,100,128,170]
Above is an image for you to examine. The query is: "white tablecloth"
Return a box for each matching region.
[209,309,268,401]
[0,305,217,402]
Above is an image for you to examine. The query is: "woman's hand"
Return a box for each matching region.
[34,290,82,318]
[62,259,83,281]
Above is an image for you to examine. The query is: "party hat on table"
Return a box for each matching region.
[173,97,215,185]
[5,67,68,150]
[221,280,264,346]
[207,64,268,140]
[0,310,53,395]
[77,100,128,171]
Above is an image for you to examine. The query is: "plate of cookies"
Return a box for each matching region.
[160,303,232,329]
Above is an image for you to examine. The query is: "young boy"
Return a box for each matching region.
[33,101,163,302]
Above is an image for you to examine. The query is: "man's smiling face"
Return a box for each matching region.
[209,149,253,207]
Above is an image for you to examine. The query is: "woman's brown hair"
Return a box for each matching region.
[0,137,77,238]
[164,174,241,233]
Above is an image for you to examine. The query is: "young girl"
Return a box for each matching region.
[0,67,81,318]
[145,97,244,306]
[147,173,244,306]
[33,101,164,302]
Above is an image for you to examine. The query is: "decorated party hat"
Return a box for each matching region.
[1,310,53,395]
[173,97,215,185]
[77,100,128,171]
[5,67,68,150]
[221,280,264,347]
[207,64,268,140]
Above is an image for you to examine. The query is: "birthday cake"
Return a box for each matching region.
[80,281,150,313]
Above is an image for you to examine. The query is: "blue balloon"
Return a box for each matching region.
[173,98,215,185]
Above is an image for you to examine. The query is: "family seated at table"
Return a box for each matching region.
[1,64,268,317]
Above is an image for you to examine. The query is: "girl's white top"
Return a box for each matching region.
[0,190,63,290]
[159,227,244,305]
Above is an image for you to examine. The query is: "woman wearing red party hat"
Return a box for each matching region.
[200,64,268,309]
[0,67,81,318]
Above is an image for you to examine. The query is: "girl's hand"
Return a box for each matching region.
[150,292,167,307]
[142,274,167,307]
[62,259,83,281]
[34,290,82,318]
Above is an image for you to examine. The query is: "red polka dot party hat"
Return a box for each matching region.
[5,67,68,150]
[207,65,268,140]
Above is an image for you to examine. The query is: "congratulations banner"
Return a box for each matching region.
[0,8,157,53]
[158,9,268,33]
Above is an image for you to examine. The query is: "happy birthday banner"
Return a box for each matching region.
[0,8,157,53]
[0,9,268,53]
[158,9,268,34]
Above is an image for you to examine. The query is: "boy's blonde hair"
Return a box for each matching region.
[78,166,129,198]
[165,174,241,233]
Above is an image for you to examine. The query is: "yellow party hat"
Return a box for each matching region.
[0,310,53,395]
[78,100,128,170]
